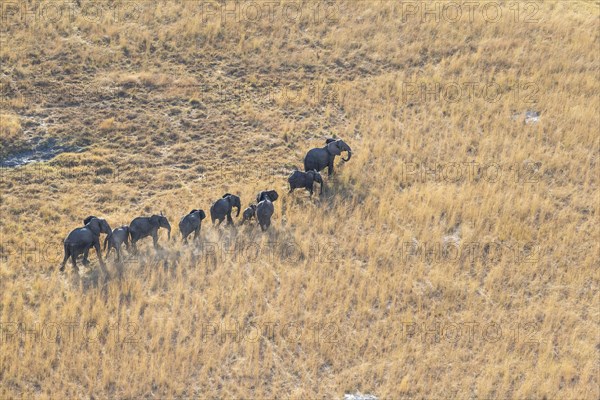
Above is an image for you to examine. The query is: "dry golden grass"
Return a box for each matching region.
[0,1,599,398]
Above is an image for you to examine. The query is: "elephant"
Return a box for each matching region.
[104,226,130,262]
[179,209,206,243]
[210,193,241,225]
[288,169,324,195]
[129,213,171,252]
[240,204,257,225]
[303,138,352,176]
[256,190,278,231]
[60,216,112,273]
[256,190,279,203]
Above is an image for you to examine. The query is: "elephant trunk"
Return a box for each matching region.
[103,234,110,251]
[342,150,352,162]
[162,221,172,240]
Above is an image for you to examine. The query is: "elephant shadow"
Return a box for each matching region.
[68,265,107,292]
[319,175,362,205]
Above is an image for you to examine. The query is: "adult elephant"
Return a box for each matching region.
[256,190,278,231]
[179,209,206,243]
[303,138,352,176]
[210,193,241,225]
[60,216,112,273]
[129,213,171,252]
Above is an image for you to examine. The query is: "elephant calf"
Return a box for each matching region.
[240,204,257,224]
[179,209,206,243]
[104,225,130,261]
[288,169,324,196]
[61,216,112,273]
[129,213,171,252]
[256,190,278,231]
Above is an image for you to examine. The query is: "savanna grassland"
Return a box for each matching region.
[0,1,599,398]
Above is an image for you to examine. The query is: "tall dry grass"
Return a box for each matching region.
[0,1,599,398]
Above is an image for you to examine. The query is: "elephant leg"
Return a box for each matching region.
[70,248,79,271]
[82,247,91,266]
[94,240,109,276]
[152,232,159,249]
[226,212,233,225]
[106,244,112,259]
[194,227,200,241]
[60,244,70,272]
[116,246,122,262]
[71,254,78,271]
[328,160,334,176]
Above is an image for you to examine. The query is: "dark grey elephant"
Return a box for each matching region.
[60,216,112,273]
[256,190,278,231]
[104,225,130,261]
[240,204,257,225]
[256,190,279,203]
[303,138,352,176]
[179,209,206,243]
[288,169,324,195]
[129,214,171,251]
[210,193,241,225]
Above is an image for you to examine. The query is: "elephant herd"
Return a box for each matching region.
[60,138,352,273]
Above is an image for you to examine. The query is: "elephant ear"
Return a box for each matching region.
[327,141,342,156]
[269,190,279,201]
[150,215,160,226]
[199,210,206,220]
[86,219,101,235]
[325,138,336,144]
[190,209,198,214]
[222,193,232,199]
[83,215,96,225]
[257,191,268,203]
